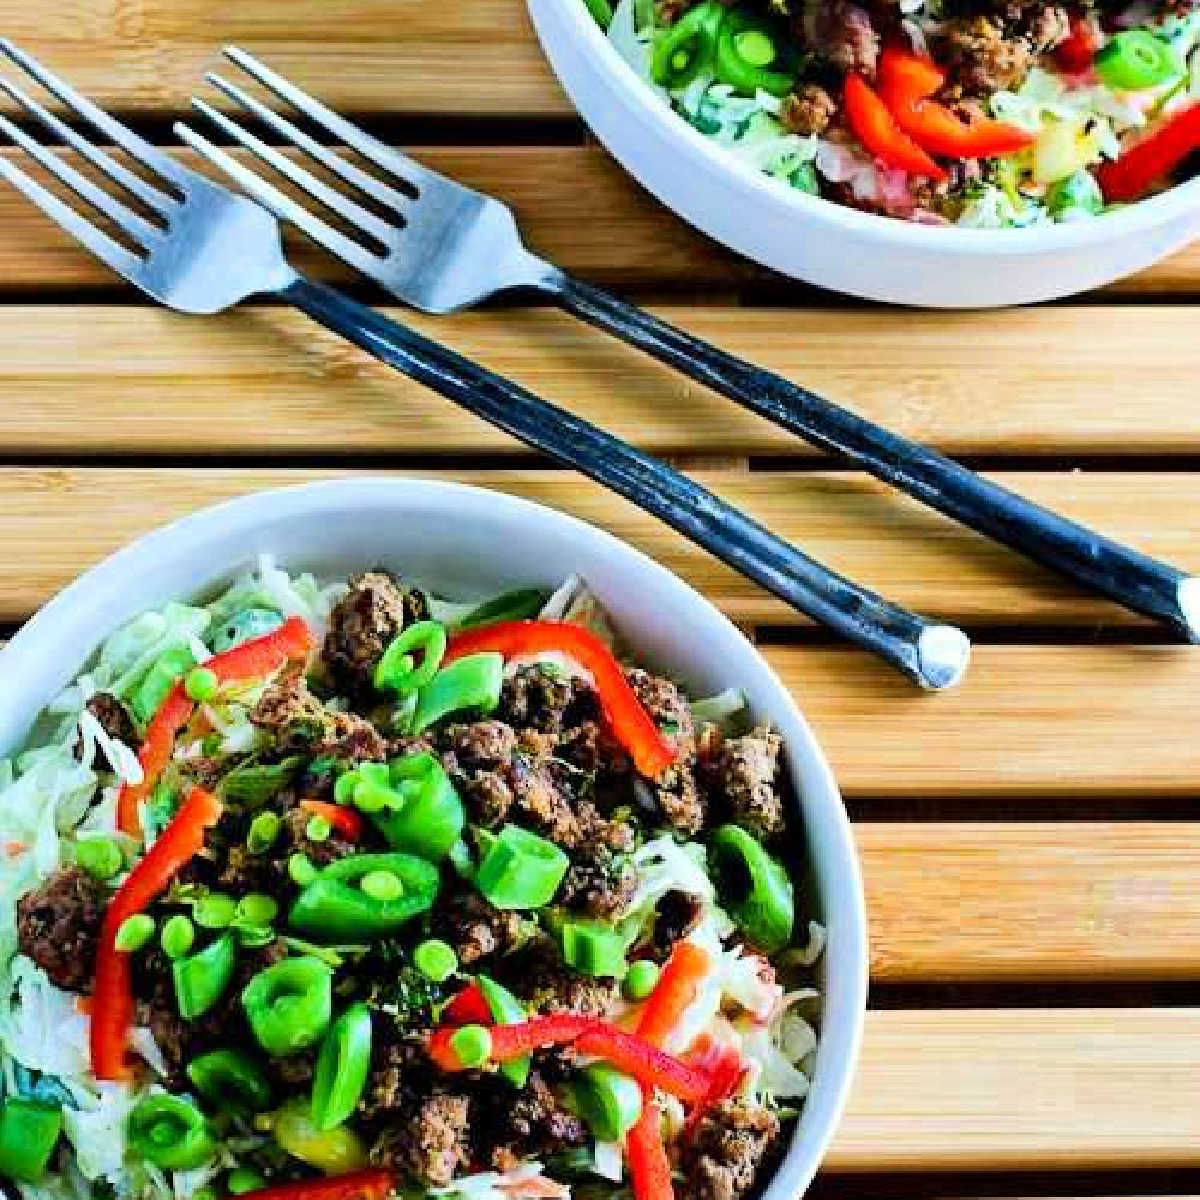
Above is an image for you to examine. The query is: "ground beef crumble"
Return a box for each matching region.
[681,1099,783,1200]
[16,866,106,993]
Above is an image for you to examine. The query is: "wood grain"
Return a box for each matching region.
[834,1009,1200,1170]
[859,823,1200,982]
[1,305,1198,457]
[0,145,1191,296]
[0,466,1196,628]
[769,644,1200,798]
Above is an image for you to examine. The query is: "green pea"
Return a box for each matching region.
[359,869,404,903]
[194,892,237,930]
[449,1024,492,1069]
[114,913,155,953]
[623,959,661,1002]
[75,837,123,881]
[237,893,279,926]
[247,811,282,855]
[289,853,318,887]
[413,938,457,982]
[227,1167,265,1194]
[184,666,220,703]
[161,914,196,961]
[306,815,332,843]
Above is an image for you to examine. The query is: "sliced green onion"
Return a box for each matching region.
[247,811,282,854]
[173,933,237,1020]
[194,892,237,930]
[413,938,458,982]
[127,1094,214,1171]
[477,973,530,1088]
[449,1023,492,1069]
[373,620,448,696]
[289,853,318,887]
[115,913,155,953]
[412,652,505,733]
[187,1047,272,1115]
[161,913,196,961]
[475,824,569,910]
[311,1003,373,1131]
[574,1064,643,1141]
[241,956,333,1056]
[237,893,279,925]
[1095,30,1182,90]
[623,959,661,1002]
[184,666,219,703]
[561,920,628,978]
[359,869,404,903]
[306,814,333,843]
[74,837,123,881]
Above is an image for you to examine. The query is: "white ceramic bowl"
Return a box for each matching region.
[0,477,866,1198]
[527,0,1200,307]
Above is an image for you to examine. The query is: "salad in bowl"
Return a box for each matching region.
[590,0,1198,227]
[0,550,829,1200]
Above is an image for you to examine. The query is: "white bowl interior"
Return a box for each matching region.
[0,477,866,1197]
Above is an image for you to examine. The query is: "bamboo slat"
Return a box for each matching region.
[0,306,1198,457]
[833,1009,1200,1170]
[768,644,1200,798]
[858,823,1200,982]
[0,146,1192,296]
[0,467,1196,628]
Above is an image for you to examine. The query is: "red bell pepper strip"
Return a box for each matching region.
[234,1169,395,1200]
[1055,13,1100,74]
[634,942,710,1048]
[442,982,492,1026]
[843,73,947,179]
[116,616,315,835]
[626,1097,673,1200]
[429,1013,597,1072]
[1096,103,1200,202]
[299,799,363,842]
[443,621,676,778]
[573,1026,711,1103]
[878,48,1035,159]
[91,786,223,1080]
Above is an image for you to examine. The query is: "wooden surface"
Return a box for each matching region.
[0,3,1196,1198]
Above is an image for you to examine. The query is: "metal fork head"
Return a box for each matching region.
[0,40,293,314]
[178,47,550,315]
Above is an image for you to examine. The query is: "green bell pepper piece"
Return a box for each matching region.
[475,824,569,910]
[127,1094,215,1171]
[187,1047,272,1114]
[173,932,236,1020]
[412,653,504,732]
[477,973,531,1088]
[652,0,726,88]
[574,1064,643,1141]
[311,1003,373,1131]
[132,643,196,724]
[0,1097,62,1182]
[242,956,333,1056]
[561,919,628,978]
[371,751,465,861]
[710,824,794,953]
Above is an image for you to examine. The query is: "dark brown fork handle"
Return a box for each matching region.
[279,274,970,690]
[539,269,1198,643]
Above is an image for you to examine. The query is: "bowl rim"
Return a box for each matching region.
[1,476,869,1197]
[557,0,1200,254]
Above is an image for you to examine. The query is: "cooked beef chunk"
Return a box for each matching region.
[323,570,427,700]
[359,1027,429,1122]
[16,866,106,992]
[781,84,838,136]
[804,1,880,76]
[440,720,518,827]
[78,692,138,769]
[252,667,386,762]
[651,763,707,836]
[503,936,620,1015]
[1023,4,1070,53]
[481,1071,588,1171]
[559,844,636,920]
[681,1099,782,1200]
[626,668,695,748]
[938,16,1032,95]
[371,1092,472,1187]
[705,728,785,839]
[432,890,526,967]
[497,666,598,734]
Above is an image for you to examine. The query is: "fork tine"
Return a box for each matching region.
[0,38,190,189]
[0,76,176,215]
[191,92,397,246]
[222,45,439,194]
[174,118,382,278]
[0,107,162,247]
[203,72,409,214]
[0,141,142,275]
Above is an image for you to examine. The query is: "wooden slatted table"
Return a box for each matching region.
[2,4,1198,1199]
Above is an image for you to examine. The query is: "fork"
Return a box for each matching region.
[0,40,969,690]
[178,47,1199,645]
